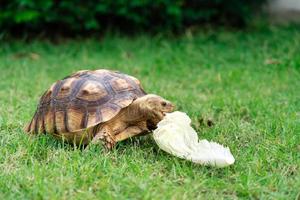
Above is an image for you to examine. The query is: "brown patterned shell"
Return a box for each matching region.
[25,69,146,134]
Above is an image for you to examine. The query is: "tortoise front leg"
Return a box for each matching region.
[91,125,116,149]
[115,122,149,142]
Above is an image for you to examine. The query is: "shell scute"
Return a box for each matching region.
[76,81,108,101]
[67,107,84,132]
[110,78,134,92]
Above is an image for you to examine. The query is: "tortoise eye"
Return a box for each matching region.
[161,102,167,106]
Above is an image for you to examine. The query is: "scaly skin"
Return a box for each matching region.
[91,94,174,149]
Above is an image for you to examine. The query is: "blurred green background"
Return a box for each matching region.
[1,0,266,36]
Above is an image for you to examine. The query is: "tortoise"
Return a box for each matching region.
[25,69,174,148]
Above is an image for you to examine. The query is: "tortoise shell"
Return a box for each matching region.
[26,69,146,134]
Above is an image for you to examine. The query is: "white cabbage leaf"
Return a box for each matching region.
[153,111,235,168]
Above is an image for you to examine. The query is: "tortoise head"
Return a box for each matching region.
[137,94,174,118]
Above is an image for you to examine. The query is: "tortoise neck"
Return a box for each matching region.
[124,98,148,121]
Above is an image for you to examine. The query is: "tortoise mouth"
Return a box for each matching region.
[164,104,175,114]
[161,106,175,116]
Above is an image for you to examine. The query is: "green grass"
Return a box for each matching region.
[0,26,300,200]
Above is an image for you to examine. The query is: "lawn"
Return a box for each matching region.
[0,26,299,199]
